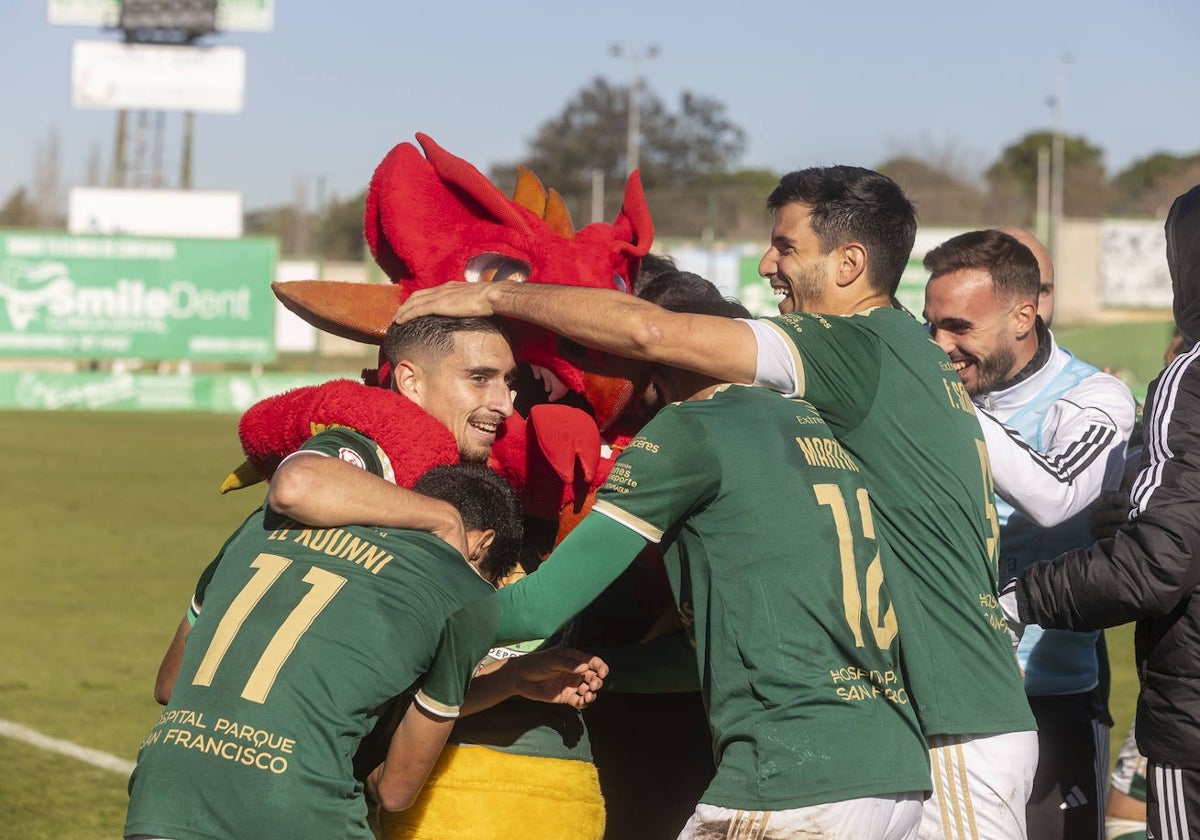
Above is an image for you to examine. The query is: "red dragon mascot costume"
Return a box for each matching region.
[226,134,713,839]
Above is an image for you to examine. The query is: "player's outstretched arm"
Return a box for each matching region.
[495,512,650,644]
[1019,500,1200,631]
[366,703,456,812]
[269,452,467,556]
[395,281,759,385]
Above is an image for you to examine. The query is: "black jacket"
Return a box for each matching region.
[1017,183,1200,768]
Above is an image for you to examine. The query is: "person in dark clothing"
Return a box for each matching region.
[1004,184,1200,839]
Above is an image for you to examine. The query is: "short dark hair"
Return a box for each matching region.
[636,270,752,319]
[383,315,507,366]
[412,463,523,583]
[923,229,1040,305]
[767,166,917,296]
[634,252,678,293]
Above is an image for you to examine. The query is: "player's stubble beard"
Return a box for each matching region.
[966,342,1019,397]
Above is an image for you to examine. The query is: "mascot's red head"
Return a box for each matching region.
[277,133,654,437]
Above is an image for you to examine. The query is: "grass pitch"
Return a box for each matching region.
[0,409,1142,838]
[0,410,256,838]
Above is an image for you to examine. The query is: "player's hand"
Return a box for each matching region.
[998,578,1024,651]
[395,283,499,324]
[1092,490,1131,540]
[429,504,469,560]
[511,647,609,709]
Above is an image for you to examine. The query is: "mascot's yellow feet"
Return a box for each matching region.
[375,744,605,840]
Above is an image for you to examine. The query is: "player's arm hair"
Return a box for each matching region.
[153,617,190,705]
[365,703,456,812]
[485,281,760,384]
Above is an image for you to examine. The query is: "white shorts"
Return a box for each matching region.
[919,730,1039,840]
[678,793,924,840]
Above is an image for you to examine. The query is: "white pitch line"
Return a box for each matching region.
[0,718,134,776]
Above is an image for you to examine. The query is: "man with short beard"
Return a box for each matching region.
[1006,185,1200,838]
[923,229,1135,840]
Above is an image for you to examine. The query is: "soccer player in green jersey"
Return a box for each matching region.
[396,168,1038,839]
[144,317,610,839]
[492,272,930,837]
[125,462,528,840]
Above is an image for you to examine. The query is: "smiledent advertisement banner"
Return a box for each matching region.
[0,231,276,362]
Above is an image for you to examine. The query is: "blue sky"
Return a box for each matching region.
[3,0,1198,211]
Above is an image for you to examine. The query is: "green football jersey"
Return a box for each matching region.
[760,307,1034,737]
[592,385,930,810]
[125,433,497,840]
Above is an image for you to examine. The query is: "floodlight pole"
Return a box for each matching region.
[181,111,195,189]
[112,109,128,187]
[1049,54,1071,267]
[612,44,659,175]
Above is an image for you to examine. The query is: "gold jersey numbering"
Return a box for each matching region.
[192,553,347,704]
[813,484,898,650]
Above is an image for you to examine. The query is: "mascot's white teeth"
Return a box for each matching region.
[531,365,569,402]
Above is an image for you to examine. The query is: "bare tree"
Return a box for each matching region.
[34,127,61,228]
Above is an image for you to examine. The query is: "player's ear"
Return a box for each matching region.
[835,242,868,287]
[393,359,421,400]
[467,529,496,565]
[1012,300,1037,340]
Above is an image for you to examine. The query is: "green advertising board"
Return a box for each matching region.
[0,231,276,362]
[0,370,333,413]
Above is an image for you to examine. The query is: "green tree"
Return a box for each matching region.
[0,187,40,228]
[321,190,369,262]
[644,168,779,241]
[642,92,747,185]
[495,76,747,198]
[877,156,987,225]
[986,131,1111,218]
[1112,152,1200,216]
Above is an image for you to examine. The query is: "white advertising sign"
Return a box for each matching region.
[1099,220,1172,309]
[274,261,319,354]
[72,40,246,113]
[69,188,244,238]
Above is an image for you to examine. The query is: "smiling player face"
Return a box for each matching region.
[409,331,517,462]
[758,203,836,314]
[924,268,1025,397]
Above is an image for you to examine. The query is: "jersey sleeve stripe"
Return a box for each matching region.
[986,409,1117,483]
[591,500,664,543]
[413,689,462,719]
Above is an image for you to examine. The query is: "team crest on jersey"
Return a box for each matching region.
[337,447,366,469]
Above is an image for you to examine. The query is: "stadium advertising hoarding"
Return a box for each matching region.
[72,40,246,113]
[0,370,329,412]
[0,231,276,362]
[1100,219,1173,309]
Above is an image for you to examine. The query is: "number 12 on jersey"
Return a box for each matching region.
[814,484,898,650]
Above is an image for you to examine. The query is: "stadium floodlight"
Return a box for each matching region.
[119,0,218,45]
